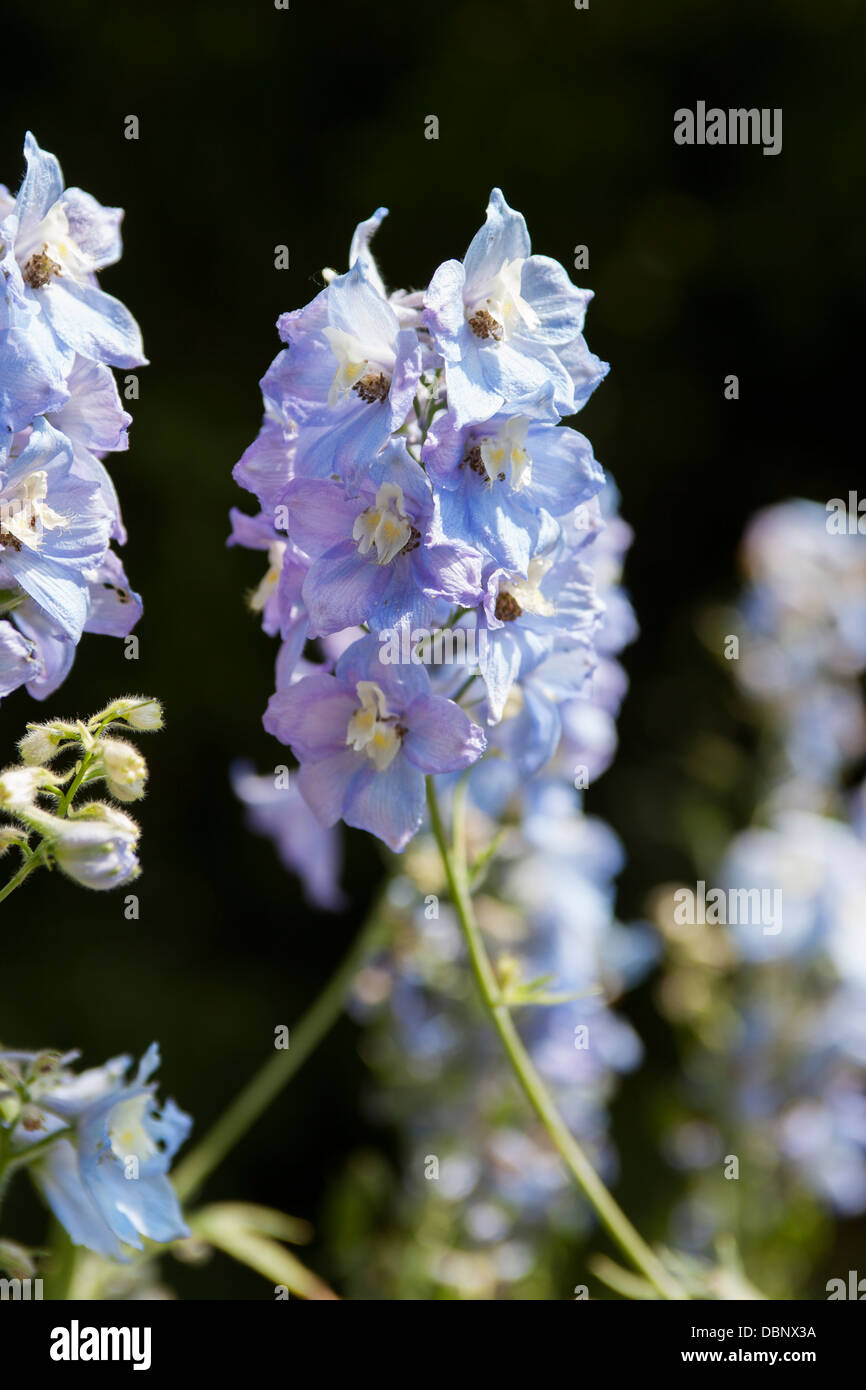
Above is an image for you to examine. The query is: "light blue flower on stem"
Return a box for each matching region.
[423,408,605,572]
[268,260,421,484]
[424,189,608,427]
[263,634,486,851]
[469,536,603,722]
[284,441,482,635]
[47,355,132,544]
[21,1043,191,1259]
[0,552,141,704]
[0,618,39,695]
[0,268,70,440]
[0,418,112,641]
[227,507,310,679]
[2,133,145,383]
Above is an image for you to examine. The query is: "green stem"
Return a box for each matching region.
[426,777,688,1302]
[173,905,390,1204]
[56,745,98,816]
[0,844,47,906]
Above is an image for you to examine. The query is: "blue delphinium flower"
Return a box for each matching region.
[422,409,604,573]
[229,202,678,1292]
[0,133,145,437]
[47,355,132,544]
[263,635,485,851]
[233,193,612,850]
[0,418,112,641]
[284,442,482,636]
[266,261,422,484]
[423,188,608,427]
[9,1043,190,1259]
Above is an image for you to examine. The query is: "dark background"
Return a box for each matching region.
[1,0,863,1296]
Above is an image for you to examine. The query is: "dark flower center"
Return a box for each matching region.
[352,370,391,404]
[400,525,422,555]
[103,581,132,605]
[495,591,523,623]
[463,442,504,482]
[23,247,62,290]
[468,309,503,341]
[0,528,23,552]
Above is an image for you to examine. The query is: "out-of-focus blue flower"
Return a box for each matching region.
[668,495,866,1230]
[231,760,346,911]
[740,500,866,685]
[779,1088,866,1216]
[13,1043,190,1259]
[721,810,866,981]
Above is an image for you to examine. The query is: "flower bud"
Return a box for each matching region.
[91,696,163,732]
[122,698,163,731]
[18,723,72,765]
[51,804,140,891]
[98,739,148,802]
[0,765,51,813]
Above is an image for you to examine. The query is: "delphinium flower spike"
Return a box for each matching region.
[225,193,688,1299]
[1,133,145,703]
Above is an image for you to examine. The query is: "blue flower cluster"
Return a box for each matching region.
[720,502,866,1215]
[232,190,610,851]
[329,498,650,1293]
[0,134,145,703]
[237,463,650,1290]
[665,500,866,1244]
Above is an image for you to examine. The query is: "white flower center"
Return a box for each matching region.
[107,1095,157,1163]
[0,471,67,550]
[466,258,540,340]
[345,680,402,771]
[478,416,532,490]
[500,555,556,617]
[352,482,415,565]
[18,204,93,286]
[323,327,393,408]
[249,541,286,612]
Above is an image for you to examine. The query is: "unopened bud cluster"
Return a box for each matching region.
[0,696,163,894]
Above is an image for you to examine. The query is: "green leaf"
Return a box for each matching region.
[188,1204,337,1300]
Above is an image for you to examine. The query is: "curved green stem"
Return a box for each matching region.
[173,905,390,1204]
[426,777,688,1302]
[0,844,47,906]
